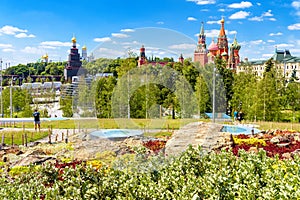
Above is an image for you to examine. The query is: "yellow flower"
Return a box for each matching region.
[87,160,102,170]
[272,164,278,170]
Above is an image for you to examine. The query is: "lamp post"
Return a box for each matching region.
[212,66,216,123]
[10,75,13,118]
[0,59,2,118]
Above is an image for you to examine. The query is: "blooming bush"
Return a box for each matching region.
[1,146,300,199]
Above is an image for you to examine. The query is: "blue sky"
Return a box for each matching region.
[0,0,300,66]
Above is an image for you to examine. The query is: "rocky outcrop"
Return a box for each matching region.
[165,122,232,156]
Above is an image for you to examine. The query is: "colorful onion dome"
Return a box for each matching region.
[208,39,218,51]
[221,51,228,56]
[231,36,241,50]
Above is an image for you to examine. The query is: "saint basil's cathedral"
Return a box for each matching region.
[194,17,241,69]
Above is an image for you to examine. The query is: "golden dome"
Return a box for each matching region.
[220,17,225,23]
[42,53,48,59]
[82,45,87,50]
[71,36,76,43]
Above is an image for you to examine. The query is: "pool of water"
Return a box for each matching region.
[221,125,260,135]
[90,129,143,138]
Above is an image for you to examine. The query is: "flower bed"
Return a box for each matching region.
[231,130,300,159]
[1,147,300,199]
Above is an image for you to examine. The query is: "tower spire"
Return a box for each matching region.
[194,21,208,66]
[219,17,226,37]
[200,21,204,35]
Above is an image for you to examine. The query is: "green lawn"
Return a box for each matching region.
[2,118,300,132]
[0,130,49,145]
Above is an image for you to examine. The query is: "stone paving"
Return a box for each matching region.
[165,122,232,156]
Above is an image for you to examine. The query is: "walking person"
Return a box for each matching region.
[33,109,41,132]
[234,110,238,121]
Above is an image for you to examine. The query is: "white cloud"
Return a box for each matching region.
[262,53,273,58]
[200,9,209,12]
[229,11,250,19]
[120,29,135,33]
[157,21,164,25]
[267,40,275,43]
[187,17,197,21]
[249,10,275,21]
[207,20,219,24]
[228,1,253,8]
[186,0,216,5]
[2,49,15,52]
[40,41,72,47]
[121,41,141,45]
[292,1,300,16]
[269,32,282,36]
[94,37,112,42]
[0,25,27,35]
[276,43,294,48]
[39,45,57,49]
[96,47,125,57]
[288,23,300,30]
[250,40,264,45]
[218,8,225,12]
[0,44,13,48]
[111,33,129,38]
[169,43,196,49]
[262,10,273,17]
[15,33,36,38]
[257,3,261,6]
[292,1,300,9]
[249,16,263,21]
[229,30,237,35]
[21,46,44,54]
[197,29,219,38]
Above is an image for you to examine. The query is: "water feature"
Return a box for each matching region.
[221,124,260,135]
[90,129,143,139]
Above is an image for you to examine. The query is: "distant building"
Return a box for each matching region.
[238,48,300,79]
[138,45,184,67]
[194,22,208,67]
[194,17,241,70]
[42,53,49,63]
[64,36,87,82]
[82,45,88,61]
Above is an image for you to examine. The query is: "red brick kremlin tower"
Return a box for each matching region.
[194,22,208,66]
[138,45,147,67]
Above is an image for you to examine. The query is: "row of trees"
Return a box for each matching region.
[79,56,299,121]
[1,55,299,121]
[1,62,66,86]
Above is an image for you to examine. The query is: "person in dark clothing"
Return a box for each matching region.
[33,109,41,131]
[237,111,244,123]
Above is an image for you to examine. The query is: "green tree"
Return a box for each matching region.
[195,75,211,117]
[231,70,258,121]
[256,58,282,121]
[95,76,117,118]
[116,58,137,78]
[214,57,234,105]
[1,87,32,117]
[60,96,73,117]
[285,82,300,121]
